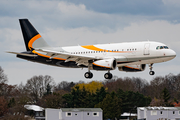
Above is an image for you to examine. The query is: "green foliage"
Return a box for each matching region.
[63,86,107,108]
[117,89,151,113]
[161,87,171,106]
[95,92,122,119]
[94,87,108,104]
[63,86,93,108]
[8,97,16,108]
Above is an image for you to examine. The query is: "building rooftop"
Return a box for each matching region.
[121,112,137,116]
[24,105,44,111]
[60,108,102,112]
[139,107,180,110]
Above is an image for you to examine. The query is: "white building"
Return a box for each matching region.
[120,112,137,120]
[46,108,103,120]
[137,107,180,120]
[24,105,45,120]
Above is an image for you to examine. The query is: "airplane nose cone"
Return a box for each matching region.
[171,50,176,58]
[166,49,176,58]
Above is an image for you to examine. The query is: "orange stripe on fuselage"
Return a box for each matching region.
[81,45,131,53]
[81,45,105,51]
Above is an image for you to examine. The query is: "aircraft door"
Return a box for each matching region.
[144,43,150,55]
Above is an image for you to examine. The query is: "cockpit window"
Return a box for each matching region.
[156,46,169,50]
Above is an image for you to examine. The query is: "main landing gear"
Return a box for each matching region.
[149,63,155,75]
[84,72,93,79]
[84,63,113,79]
[104,71,113,79]
[84,64,93,79]
[84,71,113,79]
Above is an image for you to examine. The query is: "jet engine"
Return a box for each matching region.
[91,59,117,70]
[118,64,146,72]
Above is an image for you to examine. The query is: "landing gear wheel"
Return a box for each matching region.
[84,72,93,79]
[104,73,113,79]
[149,63,155,75]
[149,71,155,75]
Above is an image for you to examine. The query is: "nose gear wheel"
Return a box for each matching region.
[149,63,155,75]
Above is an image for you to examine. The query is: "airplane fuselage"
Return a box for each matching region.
[17,41,175,70]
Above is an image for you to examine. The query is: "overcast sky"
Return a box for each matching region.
[0,0,180,85]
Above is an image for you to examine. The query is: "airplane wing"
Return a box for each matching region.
[34,48,102,66]
[7,51,38,57]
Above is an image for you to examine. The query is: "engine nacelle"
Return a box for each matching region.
[118,64,146,72]
[90,59,117,71]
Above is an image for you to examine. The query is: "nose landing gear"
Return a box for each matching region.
[149,63,155,75]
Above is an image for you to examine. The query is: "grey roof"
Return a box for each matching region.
[60,108,102,112]
[138,107,180,111]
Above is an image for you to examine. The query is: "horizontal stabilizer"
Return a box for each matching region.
[7,51,38,57]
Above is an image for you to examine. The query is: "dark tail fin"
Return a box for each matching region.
[19,19,50,51]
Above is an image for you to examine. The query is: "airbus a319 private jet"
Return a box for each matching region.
[8,19,176,79]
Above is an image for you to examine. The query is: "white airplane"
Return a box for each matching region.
[8,19,176,79]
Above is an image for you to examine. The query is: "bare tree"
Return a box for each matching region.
[0,66,8,97]
[149,76,165,99]
[55,81,75,92]
[132,77,149,93]
[0,66,7,84]
[25,75,55,103]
